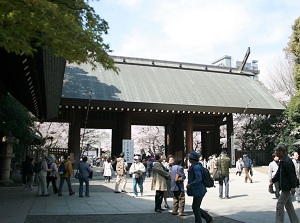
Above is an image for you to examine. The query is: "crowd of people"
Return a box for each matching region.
[20,145,300,223]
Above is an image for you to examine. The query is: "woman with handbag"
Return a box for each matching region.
[77,156,92,197]
[129,156,146,197]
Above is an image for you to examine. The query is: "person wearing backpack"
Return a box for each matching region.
[58,154,75,196]
[186,151,213,223]
[216,150,231,199]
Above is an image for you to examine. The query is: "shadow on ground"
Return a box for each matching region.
[25,213,244,223]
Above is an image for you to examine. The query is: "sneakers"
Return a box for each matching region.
[69,192,75,196]
[178,213,187,216]
[171,211,178,215]
[154,209,162,213]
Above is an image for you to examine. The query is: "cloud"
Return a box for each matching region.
[93,0,300,84]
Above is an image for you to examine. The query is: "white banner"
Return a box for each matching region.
[122,139,134,163]
[231,134,235,165]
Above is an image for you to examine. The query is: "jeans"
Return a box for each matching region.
[133,177,143,196]
[192,196,213,223]
[155,190,164,210]
[58,177,74,194]
[276,190,299,223]
[79,177,89,196]
[219,175,229,198]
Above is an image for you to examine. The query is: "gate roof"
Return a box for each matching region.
[61,56,285,115]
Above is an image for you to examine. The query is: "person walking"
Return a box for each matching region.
[235,158,243,176]
[114,153,127,193]
[46,154,59,194]
[146,158,153,177]
[103,157,113,183]
[291,151,300,203]
[268,153,280,198]
[270,145,299,223]
[217,150,231,199]
[186,151,213,223]
[58,154,75,196]
[151,153,170,213]
[170,159,187,216]
[77,156,92,197]
[242,154,253,183]
[129,156,146,197]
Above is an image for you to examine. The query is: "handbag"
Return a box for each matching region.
[134,172,142,179]
[175,166,183,183]
[249,168,253,177]
[75,163,80,179]
[89,170,93,179]
[213,170,222,181]
[213,159,222,181]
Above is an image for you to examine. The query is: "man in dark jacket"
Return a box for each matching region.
[271,145,299,223]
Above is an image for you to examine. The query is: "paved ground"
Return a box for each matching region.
[1,166,300,223]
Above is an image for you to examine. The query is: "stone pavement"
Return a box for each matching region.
[1,166,299,223]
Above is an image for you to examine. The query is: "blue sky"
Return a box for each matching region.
[90,0,300,84]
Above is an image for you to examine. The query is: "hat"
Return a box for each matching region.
[133,156,139,160]
[189,151,200,161]
[47,154,56,163]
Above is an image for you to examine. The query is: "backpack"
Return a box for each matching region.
[195,163,214,188]
[58,162,67,175]
[33,161,43,174]
[116,159,125,175]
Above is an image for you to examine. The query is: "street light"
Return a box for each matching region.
[87,143,90,158]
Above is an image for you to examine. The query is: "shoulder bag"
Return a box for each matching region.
[175,166,184,183]
[75,163,80,179]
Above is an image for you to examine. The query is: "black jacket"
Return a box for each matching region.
[272,155,297,191]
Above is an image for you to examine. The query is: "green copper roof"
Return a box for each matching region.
[61,56,285,115]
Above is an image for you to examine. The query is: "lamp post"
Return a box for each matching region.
[0,132,19,186]
[87,143,90,158]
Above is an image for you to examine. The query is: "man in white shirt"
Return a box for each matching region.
[129,156,145,197]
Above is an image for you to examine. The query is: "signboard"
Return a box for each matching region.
[122,139,134,163]
[231,134,235,165]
